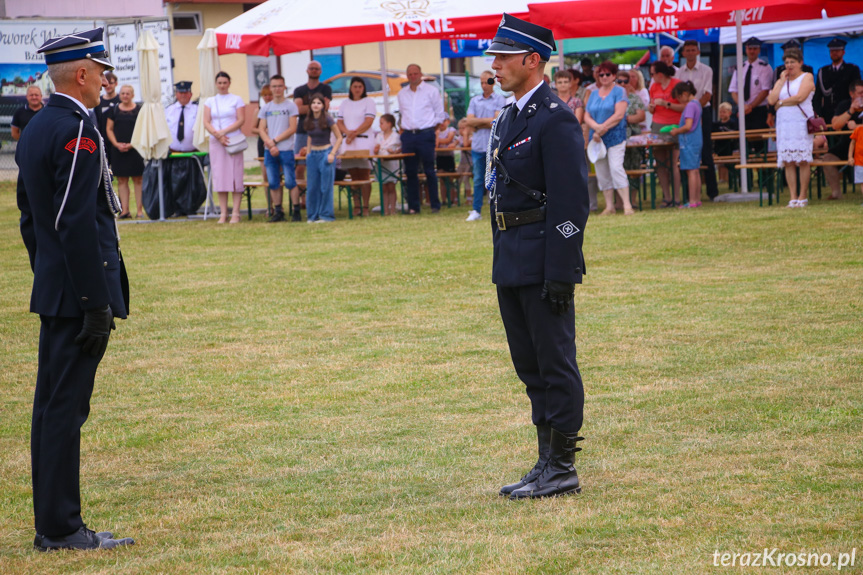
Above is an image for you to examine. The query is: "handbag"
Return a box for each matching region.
[788,81,827,134]
[214,96,248,155]
[224,137,248,155]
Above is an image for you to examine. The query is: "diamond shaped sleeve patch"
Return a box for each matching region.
[556,221,580,238]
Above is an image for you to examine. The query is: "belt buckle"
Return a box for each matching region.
[495,212,507,231]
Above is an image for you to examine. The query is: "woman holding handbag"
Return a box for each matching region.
[768,48,816,208]
[204,71,247,223]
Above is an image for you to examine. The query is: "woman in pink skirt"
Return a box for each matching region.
[204,71,246,223]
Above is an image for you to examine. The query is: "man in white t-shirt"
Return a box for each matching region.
[259,74,300,222]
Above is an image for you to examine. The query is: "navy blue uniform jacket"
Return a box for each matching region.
[17,96,128,319]
[490,82,589,287]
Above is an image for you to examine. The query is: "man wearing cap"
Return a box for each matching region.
[773,40,814,85]
[15,28,134,551]
[485,13,589,500]
[729,37,773,135]
[814,38,861,124]
[163,81,206,217]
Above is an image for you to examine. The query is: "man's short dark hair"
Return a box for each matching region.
[683,40,699,49]
[850,79,863,93]
[270,74,285,84]
[554,70,573,81]
[580,58,592,67]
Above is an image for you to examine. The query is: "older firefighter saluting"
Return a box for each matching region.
[485,14,589,499]
[16,28,133,551]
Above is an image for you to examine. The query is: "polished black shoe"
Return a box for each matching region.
[499,424,551,496]
[510,428,583,500]
[291,207,302,222]
[34,526,135,552]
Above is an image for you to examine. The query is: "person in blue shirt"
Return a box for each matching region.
[583,60,633,215]
[463,70,506,221]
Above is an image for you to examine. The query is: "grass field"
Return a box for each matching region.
[0,179,861,574]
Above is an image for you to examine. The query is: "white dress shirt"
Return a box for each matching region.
[728,59,774,107]
[165,101,198,152]
[397,81,446,131]
[515,80,544,113]
[676,60,713,106]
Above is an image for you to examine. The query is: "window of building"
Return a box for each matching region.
[172,12,202,35]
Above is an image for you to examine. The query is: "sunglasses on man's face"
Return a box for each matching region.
[598,72,613,78]
[616,78,630,84]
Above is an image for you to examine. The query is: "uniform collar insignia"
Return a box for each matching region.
[528,102,537,113]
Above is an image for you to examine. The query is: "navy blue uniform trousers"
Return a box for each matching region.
[497,284,584,433]
[400,129,440,212]
[32,315,104,537]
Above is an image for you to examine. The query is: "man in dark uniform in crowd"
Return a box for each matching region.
[814,38,861,124]
[160,81,207,217]
[15,28,134,551]
[485,14,589,500]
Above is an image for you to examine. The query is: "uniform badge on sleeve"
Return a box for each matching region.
[556,221,580,238]
[65,138,97,154]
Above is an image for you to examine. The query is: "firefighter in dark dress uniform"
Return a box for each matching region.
[15,28,134,551]
[484,14,589,500]
[814,38,861,123]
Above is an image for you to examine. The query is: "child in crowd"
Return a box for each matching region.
[713,102,737,183]
[849,124,863,199]
[304,94,342,222]
[670,81,703,208]
[374,113,401,215]
[436,117,459,203]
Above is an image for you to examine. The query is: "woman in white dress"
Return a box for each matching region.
[768,48,816,208]
[337,77,376,217]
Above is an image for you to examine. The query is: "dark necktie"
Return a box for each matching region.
[744,64,752,102]
[177,105,185,142]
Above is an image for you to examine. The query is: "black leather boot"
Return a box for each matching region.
[509,428,583,499]
[499,425,552,496]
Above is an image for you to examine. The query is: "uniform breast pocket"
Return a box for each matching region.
[508,141,533,160]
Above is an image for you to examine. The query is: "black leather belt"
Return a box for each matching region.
[404,127,435,134]
[495,206,546,231]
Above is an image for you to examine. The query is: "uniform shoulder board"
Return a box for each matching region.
[757,59,767,66]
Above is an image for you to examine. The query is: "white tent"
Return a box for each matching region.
[719,11,863,43]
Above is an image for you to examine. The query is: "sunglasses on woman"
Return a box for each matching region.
[598,72,613,78]
[616,78,630,84]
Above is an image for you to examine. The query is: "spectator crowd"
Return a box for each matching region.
[10,36,862,221]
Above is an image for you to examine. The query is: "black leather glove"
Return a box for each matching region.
[541,280,575,316]
[74,305,115,358]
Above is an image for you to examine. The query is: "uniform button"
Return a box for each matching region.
[81,297,88,302]
[104,261,108,267]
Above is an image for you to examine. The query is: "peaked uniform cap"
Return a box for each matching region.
[174,81,193,92]
[38,27,114,71]
[827,38,848,49]
[486,13,556,62]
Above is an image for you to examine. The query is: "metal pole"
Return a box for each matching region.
[735,10,749,194]
[379,42,390,115]
[156,159,166,221]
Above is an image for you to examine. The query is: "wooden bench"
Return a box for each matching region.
[335,179,374,219]
[242,181,266,220]
[734,160,850,205]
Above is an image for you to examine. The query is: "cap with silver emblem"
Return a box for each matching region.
[37,27,114,71]
[485,13,556,63]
